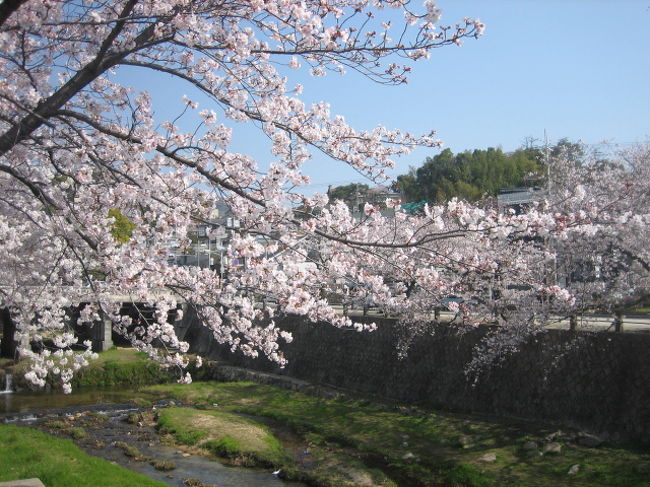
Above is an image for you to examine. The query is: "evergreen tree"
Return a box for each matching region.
[396,146,543,203]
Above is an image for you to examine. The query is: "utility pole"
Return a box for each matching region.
[544,129,550,192]
[543,129,557,295]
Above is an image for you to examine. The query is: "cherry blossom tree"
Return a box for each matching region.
[0,0,643,393]
[464,142,650,378]
[546,143,650,324]
[0,0,491,391]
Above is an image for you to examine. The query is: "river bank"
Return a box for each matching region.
[0,349,305,487]
[141,381,650,487]
[1,348,173,394]
[4,401,305,487]
[2,351,649,486]
[0,421,166,487]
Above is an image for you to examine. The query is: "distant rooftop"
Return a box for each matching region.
[497,187,547,206]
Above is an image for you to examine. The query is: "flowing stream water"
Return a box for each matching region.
[0,373,12,394]
[2,390,306,487]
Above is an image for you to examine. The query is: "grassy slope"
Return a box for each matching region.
[71,348,173,388]
[0,424,166,487]
[9,347,173,391]
[145,381,650,487]
[157,407,290,467]
[154,403,396,487]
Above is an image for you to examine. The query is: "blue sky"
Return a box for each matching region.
[296,0,650,192]
[122,1,650,194]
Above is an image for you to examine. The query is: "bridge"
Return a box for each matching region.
[0,288,186,358]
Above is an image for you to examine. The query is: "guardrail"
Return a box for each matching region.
[545,314,650,332]
[334,305,650,333]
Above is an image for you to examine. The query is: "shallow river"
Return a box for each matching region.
[1,389,306,487]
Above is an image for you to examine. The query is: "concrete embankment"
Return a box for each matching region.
[176,312,650,444]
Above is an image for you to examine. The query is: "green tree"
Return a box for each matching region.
[396,146,543,203]
[550,138,585,164]
[328,183,370,206]
[394,168,419,202]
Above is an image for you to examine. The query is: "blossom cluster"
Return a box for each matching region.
[0,0,647,393]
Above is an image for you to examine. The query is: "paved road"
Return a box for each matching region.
[543,314,650,333]
[342,307,650,333]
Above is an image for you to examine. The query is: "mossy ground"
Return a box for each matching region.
[71,348,173,388]
[157,406,291,467]
[0,424,166,487]
[145,381,650,487]
[8,347,173,392]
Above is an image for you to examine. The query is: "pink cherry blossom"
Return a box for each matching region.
[0,0,644,394]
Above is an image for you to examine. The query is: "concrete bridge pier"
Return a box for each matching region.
[2,307,115,356]
[89,316,114,352]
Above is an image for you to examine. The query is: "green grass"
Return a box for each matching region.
[157,407,290,467]
[157,408,209,445]
[114,441,148,461]
[94,347,149,364]
[145,381,650,487]
[150,459,176,471]
[10,347,173,392]
[67,427,87,440]
[71,348,172,388]
[282,446,398,487]
[0,424,166,487]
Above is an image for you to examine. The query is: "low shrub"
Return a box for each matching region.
[151,460,176,471]
[115,441,148,461]
[67,427,87,440]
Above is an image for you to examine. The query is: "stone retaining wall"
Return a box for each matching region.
[177,312,650,443]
